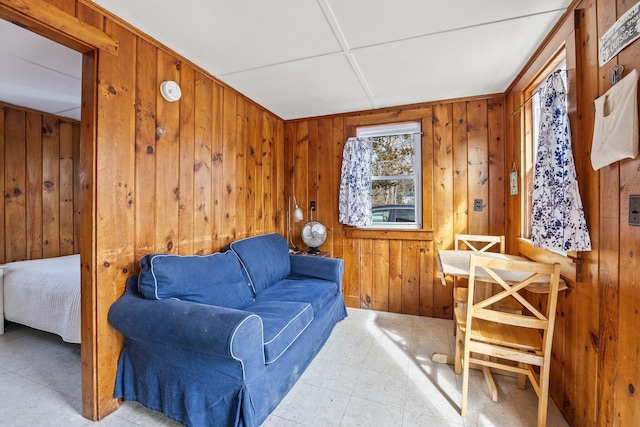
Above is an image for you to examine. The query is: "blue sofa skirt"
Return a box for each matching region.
[113,291,347,427]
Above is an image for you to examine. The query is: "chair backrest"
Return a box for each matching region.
[465,254,561,363]
[455,234,505,253]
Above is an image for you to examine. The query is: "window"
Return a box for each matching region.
[521,51,566,239]
[357,122,422,229]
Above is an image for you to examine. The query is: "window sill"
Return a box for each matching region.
[345,227,433,241]
[516,237,584,283]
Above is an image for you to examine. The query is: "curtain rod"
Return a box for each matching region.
[510,69,567,116]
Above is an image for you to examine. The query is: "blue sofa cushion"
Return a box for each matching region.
[256,278,339,314]
[137,252,254,309]
[244,301,314,364]
[229,233,291,294]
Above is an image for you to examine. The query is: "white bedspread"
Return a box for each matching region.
[2,254,81,343]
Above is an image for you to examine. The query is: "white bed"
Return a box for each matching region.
[0,254,81,343]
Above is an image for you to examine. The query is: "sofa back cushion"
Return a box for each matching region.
[229,233,290,294]
[137,251,254,309]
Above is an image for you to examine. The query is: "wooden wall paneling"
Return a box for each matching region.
[293,121,308,249]
[4,108,26,262]
[616,160,640,424]
[234,97,247,240]
[611,2,640,423]
[155,50,180,254]
[283,122,295,243]
[466,100,489,235]
[177,63,195,255]
[192,72,213,253]
[73,122,81,254]
[307,119,318,231]
[221,88,237,246]
[487,98,505,237]
[42,116,61,258]
[360,238,374,308]
[245,103,257,235]
[273,114,281,233]
[26,112,43,260]
[372,239,390,311]
[134,38,157,259]
[261,112,271,235]
[432,103,454,318]
[401,240,420,315]
[59,121,74,255]
[388,240,402,313]
[95,20,136,418]
[567,8,599,425]
[317,117,334,249]
[343,237,360,307]
[210,82,223,248]
[452,101,468,235]
[421,111,434,231]
[419,240,434,317]
[331,117,345,260]
[0,107,5,263]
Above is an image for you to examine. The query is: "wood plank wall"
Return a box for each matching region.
[285,95,506,319]
[0,102,80,263]
[506,0,640,425]
[1,0,284,419]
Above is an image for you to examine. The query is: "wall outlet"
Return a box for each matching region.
[630,195,640,226]
[310,201,316,212]
[474,199,483,212]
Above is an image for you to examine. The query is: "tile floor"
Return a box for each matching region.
[0,308,569,426]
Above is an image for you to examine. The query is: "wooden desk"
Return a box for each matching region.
[436,250,567,293]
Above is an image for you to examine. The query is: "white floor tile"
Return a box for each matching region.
[0,308,570,427]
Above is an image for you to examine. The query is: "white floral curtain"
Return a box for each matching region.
[531,72,592,252]
[339,137,373,227]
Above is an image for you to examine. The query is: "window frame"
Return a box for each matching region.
[356,121,422,230]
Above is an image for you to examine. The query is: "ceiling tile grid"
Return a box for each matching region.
[1,1,573,120]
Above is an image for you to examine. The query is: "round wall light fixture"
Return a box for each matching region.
[160,80,182,102]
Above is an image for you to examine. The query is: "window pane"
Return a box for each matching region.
[371,134,414,176]
[372,179,415,206]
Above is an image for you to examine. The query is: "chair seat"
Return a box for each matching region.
[454,307,542,352]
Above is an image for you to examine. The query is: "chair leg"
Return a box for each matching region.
[454,327,463,374]
[537,361,551,427]
[461,344,471,417]
[517,363,527,390]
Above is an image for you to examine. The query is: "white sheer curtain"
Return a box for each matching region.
[339,137,373,227]
[531,72,591,252]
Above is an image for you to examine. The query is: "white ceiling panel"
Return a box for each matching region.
[92,0,343,75]
[221,53,372,120]
[0,19,81,120]
[353,10,565,108]
[325,0,573,49]
[1,1,572,121]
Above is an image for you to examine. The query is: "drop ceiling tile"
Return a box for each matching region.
[93,0,342,75]
[221,53,372,120]
[353,10,565,108]
[0,19,81,79]
[0,52,81,120]
[326,0,573,49]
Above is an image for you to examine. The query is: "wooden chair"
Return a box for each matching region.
[455,254,561,427]
[452,234,505,308]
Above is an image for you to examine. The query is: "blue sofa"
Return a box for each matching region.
[108,233,347,427]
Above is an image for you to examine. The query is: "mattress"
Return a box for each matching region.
[2,254,81,343]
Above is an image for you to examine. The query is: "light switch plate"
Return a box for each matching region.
[630,195,640,226]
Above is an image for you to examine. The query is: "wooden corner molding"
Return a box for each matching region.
[0,0,118,55]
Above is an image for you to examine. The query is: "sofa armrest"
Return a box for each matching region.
[109,276,265,379]
[288,255,344,290]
